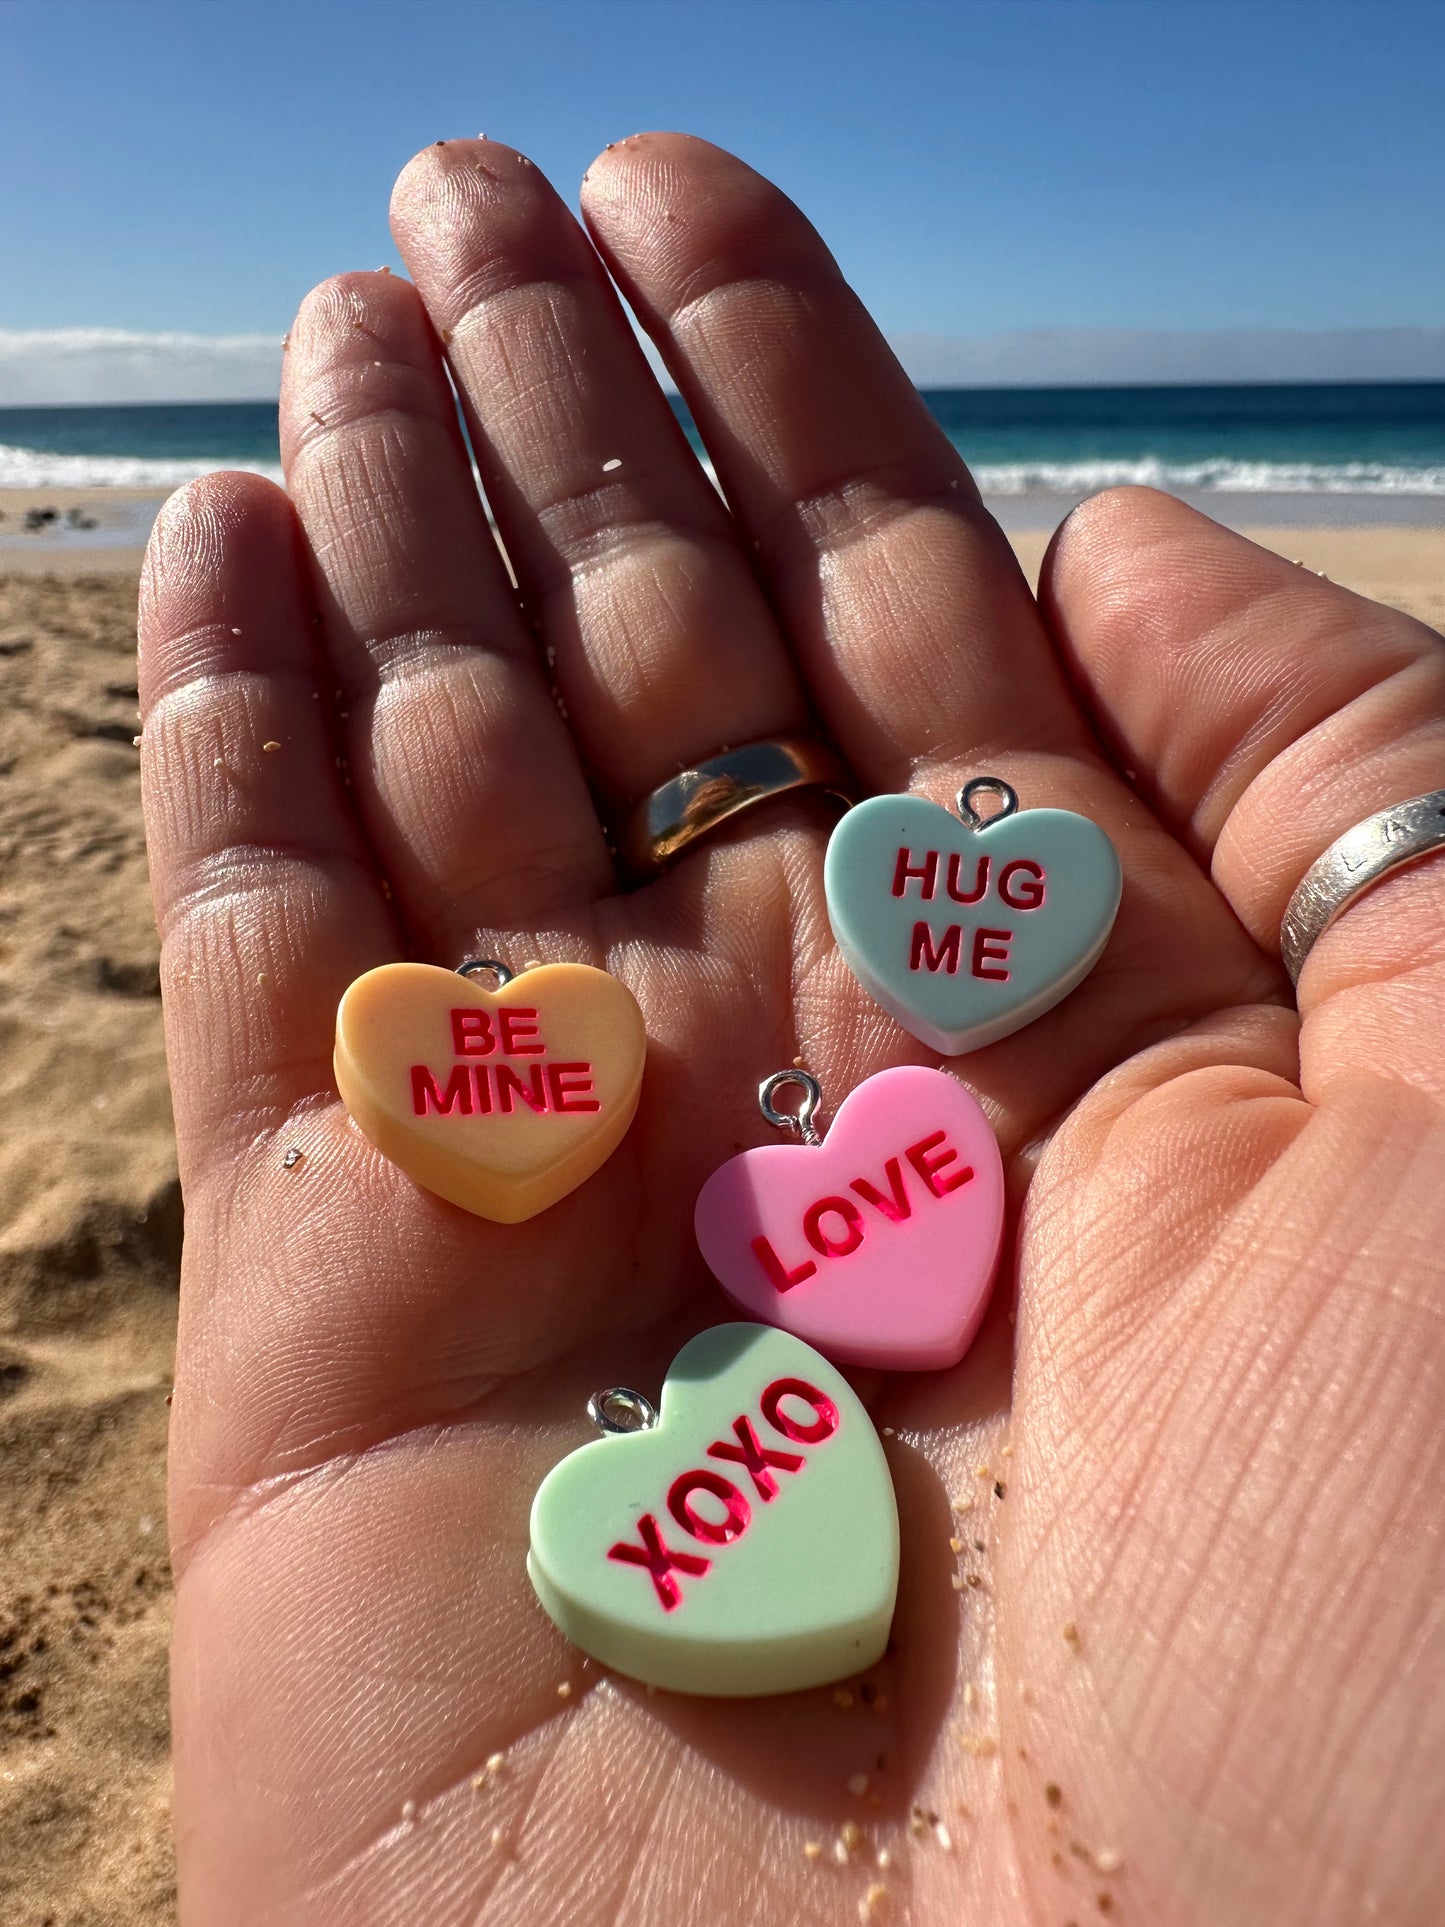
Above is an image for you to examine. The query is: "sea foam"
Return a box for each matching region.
[2,442,1443,499]
[0,443,284,490]
[966,457,1445,496]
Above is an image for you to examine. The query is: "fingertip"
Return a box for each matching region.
[280,270,448,469]
[138,472,307,713]
[581,129,689,190]
[389,136,560,243]
[1040,486,1190,612]
[580,138,839,363]
[390,135,495,210]
[581,130,747,197]
[140,473,295,649]
[289,269,414,343]
[389,137,590,334]
[580,132,805,266]
[148,467,290,548]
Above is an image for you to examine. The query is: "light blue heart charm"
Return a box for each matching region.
[824,778,1122,1055]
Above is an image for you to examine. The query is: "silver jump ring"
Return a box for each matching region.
[587,1387,659,1434]
[758,1068,824,1146]
[957,777,1019,829]
[1280,788,1445,986]
[456,958,515,986]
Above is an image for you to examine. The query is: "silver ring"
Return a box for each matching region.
[957,777,1019,828]
[587,1387,658,1435]
[1280,788,1445,985]
[758,1068,824,1145]
[456,958,514,986]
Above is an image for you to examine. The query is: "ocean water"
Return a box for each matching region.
[915,383,1445,497]
[0,402,285,489]
[2,383,1443,501]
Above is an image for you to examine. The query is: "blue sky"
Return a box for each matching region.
[1,0,1443,394]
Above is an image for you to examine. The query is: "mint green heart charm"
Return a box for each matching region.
[527,1325,899,1697]
[825,779,1122,1055]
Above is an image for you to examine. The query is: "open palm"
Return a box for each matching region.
[140,136,1445,1926]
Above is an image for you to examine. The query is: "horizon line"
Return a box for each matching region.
[3,371,1445,412]
[1,323,1442,406]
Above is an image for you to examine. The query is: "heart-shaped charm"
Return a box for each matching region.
[825,778,1122,1054]
[528,1325,899,1696]
[694,1066,1003,1371]
[334,959,646,1223]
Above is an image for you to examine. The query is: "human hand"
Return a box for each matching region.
[139,135,1445,1925]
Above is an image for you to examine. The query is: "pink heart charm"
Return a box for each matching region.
[694,1066,1004,1372]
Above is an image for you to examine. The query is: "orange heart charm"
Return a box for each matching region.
[334,962,646,1223]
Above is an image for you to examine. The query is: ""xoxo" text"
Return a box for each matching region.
[607,1377,840,1611]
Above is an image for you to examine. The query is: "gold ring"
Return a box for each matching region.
[614,735,854,880]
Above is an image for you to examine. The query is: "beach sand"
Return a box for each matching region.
[0,569,177,1927]
[1,515,1440,1925]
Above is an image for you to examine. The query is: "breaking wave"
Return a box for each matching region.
[0,443,284,489]
[4,443,1444,500]
[966,456,1445,496]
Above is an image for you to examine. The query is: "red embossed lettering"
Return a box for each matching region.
[496,1064,547,1113]
[499,1006,544,1054]
[946,852,990,904]
[905,1129,973,1199]
[910,920,962,974]
[971,926,1012,980]
[609,1382,843,1608]
[547,1062,600,1112]
[450,1008,495,1056]
[804,1196,866,1258]
[411,1064,474,1115]
[892,847,939,900]
[668,1469,751,1545]
[761,1377,840,1445]
[851,1156,912,1223]
[751,1235,818,1293]
[707,1415,804,1499]
[607,1513,710,1611]
[998,859,1045,910]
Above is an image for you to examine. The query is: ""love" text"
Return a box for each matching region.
[750,1128,973,1292]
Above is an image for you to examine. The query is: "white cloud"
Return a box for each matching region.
[2,323,1443,408]
[887,326,1445,387]
[0,329,283,405]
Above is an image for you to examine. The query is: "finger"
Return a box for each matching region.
[137,473,395,1161]
[389,139,808,810]
[280,269,611,959]
[580,136,1280,1119]
[580,134,1083,788]
[1041,489,1445,1088]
